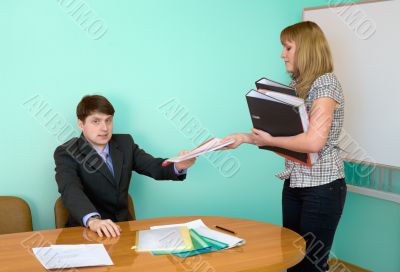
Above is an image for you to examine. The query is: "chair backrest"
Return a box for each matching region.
[127,194,136,220]
[0,196,33,234]
[54,197,69,229]
[54,194,136,229]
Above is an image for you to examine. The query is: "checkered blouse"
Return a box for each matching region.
[276,73,345,187]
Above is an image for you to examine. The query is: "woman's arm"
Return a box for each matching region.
[223,132,255,149]
[252,97,338,153]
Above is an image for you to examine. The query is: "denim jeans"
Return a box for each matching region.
[283,178,347,272]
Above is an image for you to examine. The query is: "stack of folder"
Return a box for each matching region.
[134,219,244,258]
[246,77,319,166]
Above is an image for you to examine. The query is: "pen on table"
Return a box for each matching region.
[214,225,236,234]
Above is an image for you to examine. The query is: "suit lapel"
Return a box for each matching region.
[78,135,116,186]
[109,139,123,186]
[97,156,115,185]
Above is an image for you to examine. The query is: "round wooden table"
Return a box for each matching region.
[0,216,305,272]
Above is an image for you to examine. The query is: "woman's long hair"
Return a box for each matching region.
[280,21,333,99]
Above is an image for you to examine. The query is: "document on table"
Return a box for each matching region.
[135,226,193,252]
[32,244,113,269]
[150,219,245,248]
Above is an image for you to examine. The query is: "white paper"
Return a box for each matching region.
[150,219,207,230]
[32,244,113,269]
[136,226,191,252]
[164,138,234,164]
[151,219,245,249]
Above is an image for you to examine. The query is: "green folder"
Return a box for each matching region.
[152,229,228,257]
[172,229,229,258]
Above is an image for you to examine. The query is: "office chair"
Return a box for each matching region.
[54,194,135,228]
[0,196,33,234]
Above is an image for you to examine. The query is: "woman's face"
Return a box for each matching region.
[281,40,296,73]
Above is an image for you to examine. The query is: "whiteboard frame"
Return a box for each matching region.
[302,0,391,15]
[345,159,400,170]
[347,185,400,204]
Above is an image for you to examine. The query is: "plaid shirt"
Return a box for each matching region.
[276,73,345,187]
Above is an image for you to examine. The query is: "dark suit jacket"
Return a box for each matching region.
[54,134,185,227]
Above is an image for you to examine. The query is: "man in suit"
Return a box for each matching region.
[54,95,195,237]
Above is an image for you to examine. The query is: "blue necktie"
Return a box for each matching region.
[102,153,114,177]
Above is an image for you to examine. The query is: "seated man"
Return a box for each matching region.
[54,95,195,237]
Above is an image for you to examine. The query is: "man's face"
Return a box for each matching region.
[78,112,113,150]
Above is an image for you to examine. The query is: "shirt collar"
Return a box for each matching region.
[94,143,110,157]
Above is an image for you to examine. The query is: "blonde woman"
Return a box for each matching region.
[225,21,346,272]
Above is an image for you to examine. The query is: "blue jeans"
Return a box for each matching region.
[283,178,347,272]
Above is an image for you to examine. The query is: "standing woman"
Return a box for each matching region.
[225,21,347,272]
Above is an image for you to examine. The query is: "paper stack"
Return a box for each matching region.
[162,138,235,166]
[135,219,245,258]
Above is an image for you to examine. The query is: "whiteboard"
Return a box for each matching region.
[303,0,400,168]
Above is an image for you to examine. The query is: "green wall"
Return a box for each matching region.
[1,1,398,271]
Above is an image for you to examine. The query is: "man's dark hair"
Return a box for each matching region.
[76,95,115,122]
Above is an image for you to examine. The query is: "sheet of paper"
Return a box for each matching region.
[136,226,193,252]
[162,138,235,165]
[151,228,213,256]
[151,219,245,248]
[32,244,113,269]
[150,219,207,230]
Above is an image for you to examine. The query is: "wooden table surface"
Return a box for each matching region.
[0,216,305,272]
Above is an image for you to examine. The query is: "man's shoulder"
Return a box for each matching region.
[55,137,79,152]
[110,134,135,148]
[54,137,85,161]
[111,134,132,142]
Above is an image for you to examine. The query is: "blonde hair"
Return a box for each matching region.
[280,21,333,99]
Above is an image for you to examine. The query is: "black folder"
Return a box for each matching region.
[246,89,314,165]
[255,77,297,96]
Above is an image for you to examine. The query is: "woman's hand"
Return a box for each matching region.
[222,133,252,149]
[251,128,274,147]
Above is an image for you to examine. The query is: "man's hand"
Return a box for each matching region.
[83,228,120,245]
[175,150,196,172]
[87,218,122,238]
